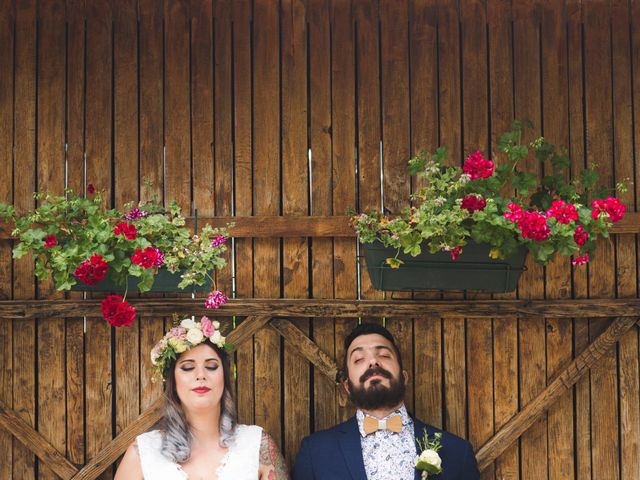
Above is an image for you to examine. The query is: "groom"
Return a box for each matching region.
[293,323,480,479]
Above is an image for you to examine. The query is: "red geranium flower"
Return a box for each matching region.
[74,254,109,285]
[461,195,486,213]
[43,234,58,248]
[546,200,578,224]
[591,197,626,223]
[449,246,463,261]
[113,221,137,240]
[100,295,136,327]
[517,211,550,242]
[87,183,95,194]
[572,253,590,266]
[503,202,524,223]
[573,225,588,247]
[462,150,494,180]
[131,247,163,268]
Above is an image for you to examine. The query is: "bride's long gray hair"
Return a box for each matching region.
[160,340,237,463]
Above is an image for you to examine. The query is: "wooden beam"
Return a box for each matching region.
[2,298,640,320]
[0,401,79,479]
[270,318,341,383]
[68,315,271,479]
[476,316,639,471]
[1,212,638,239]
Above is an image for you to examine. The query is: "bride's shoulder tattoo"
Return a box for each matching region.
[259,430,289,479]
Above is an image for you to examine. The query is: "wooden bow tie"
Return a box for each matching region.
[363,414,403,434]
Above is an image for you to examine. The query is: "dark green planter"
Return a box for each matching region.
[70,268,211,293]
[362,240,528,293]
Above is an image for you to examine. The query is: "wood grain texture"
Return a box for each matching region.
[308,0,338,434]
[113,0,140,451]
[252,0,282,445]
[0,2,13,477]
[0,401,78,480]
[231,0,255,427]
[12,0,37,476]
[85,2,114,477]
[281,0,311,468]
[36,2,67,477]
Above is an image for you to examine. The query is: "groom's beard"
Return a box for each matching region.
[347,366,405,410]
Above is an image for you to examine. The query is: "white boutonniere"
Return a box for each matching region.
[415,431,443,478]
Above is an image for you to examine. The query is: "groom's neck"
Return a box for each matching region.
[360,401,404,419]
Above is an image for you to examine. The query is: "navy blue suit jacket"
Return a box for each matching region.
[292,416,480,480]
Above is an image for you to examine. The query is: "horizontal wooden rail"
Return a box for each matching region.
[1,212,639,239]
[2,298,640,320]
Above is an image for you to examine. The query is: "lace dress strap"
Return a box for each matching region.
[136,430,187,480]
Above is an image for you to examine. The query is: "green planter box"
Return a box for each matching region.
[70,268,211,293]
[362,240,528,293]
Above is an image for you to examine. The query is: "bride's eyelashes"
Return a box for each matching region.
[179,364,219,372]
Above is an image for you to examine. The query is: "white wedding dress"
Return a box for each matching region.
[136,424,262,479]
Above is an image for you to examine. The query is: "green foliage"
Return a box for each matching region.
[0,189,231,292]
[350,121,625,266]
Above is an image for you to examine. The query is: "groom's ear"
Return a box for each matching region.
[342,378,350,395]
[402,369,409,385]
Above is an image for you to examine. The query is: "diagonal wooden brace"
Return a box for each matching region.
[476,316,639,471]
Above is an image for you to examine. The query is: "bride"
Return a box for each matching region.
[115,316,289,479]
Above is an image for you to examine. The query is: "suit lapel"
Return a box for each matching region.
[338,417,368,480]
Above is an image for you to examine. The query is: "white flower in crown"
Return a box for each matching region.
[186,326,204,345]
[210,330,224,348]
[181,318,197,329]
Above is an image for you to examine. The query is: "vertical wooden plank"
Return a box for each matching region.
[460,1,492,474]
[540,3,574,480]
[584,3,619,479]
[354,0,381,300]
[379,0,413,413]
[85,1,113,477]
[165,0,191,212]
[513,1,547,478]
[212,0,234,314]
[252,0,281,443]
[0,2,14,477]
[65,0,86,467]
[13,0,37,477]
[281,0,309,466]
[487,0,518,477]
[231,0,255,426]
[113,0,140,441]
[36,1,66,477]
[192,0,214,215]
[410,0,442,429]
[331,0,358,423]
[566,1,590,478]
[308,0,337,433]
[436,0,466,439]
[611,2,640,479]
[138,0,165,410]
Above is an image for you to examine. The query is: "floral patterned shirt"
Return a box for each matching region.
[357,405,416,480]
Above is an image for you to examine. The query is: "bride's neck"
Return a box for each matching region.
[186,406,222,444]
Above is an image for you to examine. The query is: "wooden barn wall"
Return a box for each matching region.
[0,1,638,479]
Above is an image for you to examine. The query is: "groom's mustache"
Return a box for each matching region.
[360,367,392,384]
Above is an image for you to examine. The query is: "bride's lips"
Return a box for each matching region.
[192,386,211,394]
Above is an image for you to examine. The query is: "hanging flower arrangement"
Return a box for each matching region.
[0,187,232,327]
[351,121,627,268]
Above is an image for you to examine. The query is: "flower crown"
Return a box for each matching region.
[150,316,228,380]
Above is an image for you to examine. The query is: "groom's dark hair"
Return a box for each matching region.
[343,323,403,375]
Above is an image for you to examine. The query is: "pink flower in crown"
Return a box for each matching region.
[167,326,187,340]
[205,290,228,309]
[211,235,227,248]
[200,316,215,337]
